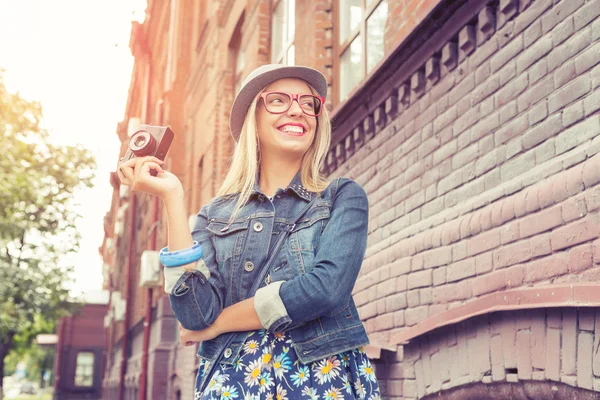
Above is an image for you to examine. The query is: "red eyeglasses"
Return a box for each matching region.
[259,92,324,117]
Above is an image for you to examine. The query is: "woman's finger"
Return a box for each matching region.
[119,163,135,182]
[147,156,164,165]
[118,157,139,170]
[125,155,162,164]
[132,157,157,180]
[116,168,130,185]
[135,161,164,179]
[119,156,164,173]
[133,155,164,170]
[179,335,195,346]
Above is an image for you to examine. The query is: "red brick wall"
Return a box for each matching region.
[295,0,334,104]
[386,0,443,56]
[55,304,106,399]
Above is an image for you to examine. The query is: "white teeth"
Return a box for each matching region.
[281,125,303,133]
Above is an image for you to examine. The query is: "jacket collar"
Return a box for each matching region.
[252,170,314,201]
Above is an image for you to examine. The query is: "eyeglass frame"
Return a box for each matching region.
[258,91,325,117]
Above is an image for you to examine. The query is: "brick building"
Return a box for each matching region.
[100,0,600,398]
[53,297,108,400]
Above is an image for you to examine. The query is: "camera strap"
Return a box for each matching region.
[200,194,319,393]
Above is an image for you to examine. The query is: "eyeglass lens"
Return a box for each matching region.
[264,92,322,116]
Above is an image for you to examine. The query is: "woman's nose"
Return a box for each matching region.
[287,99,303,116]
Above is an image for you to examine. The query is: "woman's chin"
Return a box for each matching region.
[260,129,313,157]
[274,132,310,147]
[273,141,310,157]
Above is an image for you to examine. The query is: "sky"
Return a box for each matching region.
[0,0,147,299]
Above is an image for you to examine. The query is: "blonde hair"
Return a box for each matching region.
[217,86,331,222]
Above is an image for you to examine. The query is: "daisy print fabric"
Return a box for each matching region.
[194,330,380,400]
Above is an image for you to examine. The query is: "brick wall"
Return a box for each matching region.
[326,0,600,398]
[386,0,444,56]
[294,0,334,104]
[102,0,192,396]
[55,304,106,399]
[395,308,600,399]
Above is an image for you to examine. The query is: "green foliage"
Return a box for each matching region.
[9,315,62,363]
[4,351,19,376]
[0,70,96,366]
[24,343,54,385]
[4,341,53,383]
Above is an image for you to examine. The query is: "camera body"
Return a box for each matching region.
[122,125,174,176]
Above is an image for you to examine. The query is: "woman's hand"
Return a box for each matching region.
[179,324,220,346]
[117,156,182,199]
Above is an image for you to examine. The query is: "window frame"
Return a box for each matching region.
[234,47,245,95]
[334,0,387,105]
[271,0,295,65]
[73,351,95,388]
[229,14,246,95]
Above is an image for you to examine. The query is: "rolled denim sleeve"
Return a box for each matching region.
[168,204,226,331]
[254,281,290,331]
[256,178,369,333]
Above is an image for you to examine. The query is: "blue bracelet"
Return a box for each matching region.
[159,241,204,267]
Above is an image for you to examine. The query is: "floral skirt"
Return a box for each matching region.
[194,330,380,400]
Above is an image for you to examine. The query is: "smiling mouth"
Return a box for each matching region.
[278,125,306,136]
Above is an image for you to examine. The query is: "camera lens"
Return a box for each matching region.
[128,130,156,156]
[134,135,147,147]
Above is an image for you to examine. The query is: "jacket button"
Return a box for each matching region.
[224,348,232,358]
[244,261,255,272]
[253,222,263,232]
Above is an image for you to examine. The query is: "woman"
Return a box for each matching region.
[117,64,380,400]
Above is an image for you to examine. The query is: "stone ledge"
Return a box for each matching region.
[389,283,600,345]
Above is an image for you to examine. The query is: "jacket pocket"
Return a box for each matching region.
[289,201,330,273]
[206,219,250,263]
[197,337,223,360]
[291,201,331,236]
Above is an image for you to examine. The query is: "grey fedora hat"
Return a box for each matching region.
[229,64,327,141]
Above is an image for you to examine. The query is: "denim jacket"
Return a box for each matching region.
[168,172,370,371]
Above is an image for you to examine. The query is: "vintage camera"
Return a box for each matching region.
[122,125,174,176]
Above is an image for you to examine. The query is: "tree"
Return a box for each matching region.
[4,324,55,389]
[0,71,96,398]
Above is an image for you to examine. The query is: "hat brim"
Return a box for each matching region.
[229,65,327,141]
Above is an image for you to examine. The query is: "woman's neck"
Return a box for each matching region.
[258,152,302,197]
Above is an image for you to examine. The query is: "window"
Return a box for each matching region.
[271,0,295,65]
[337,0,388,102]
[234,49,245,95]
[230,14,246,94]
[74,352,94,387]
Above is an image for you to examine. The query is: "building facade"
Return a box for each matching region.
[53,302,108,400]
[100,0,600,398]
